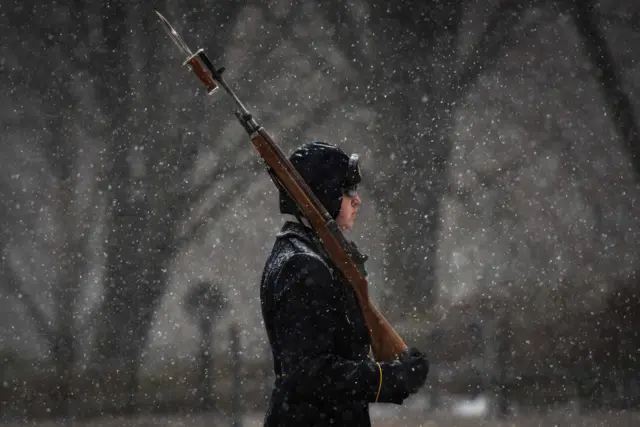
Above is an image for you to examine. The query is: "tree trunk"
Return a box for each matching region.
[199,318,214,411]
[230,324,242,427]
[92,211,174,412]
[51,331,76,418]
[364,1,467,315]
[568,0,640,176]
[370,0,537,315]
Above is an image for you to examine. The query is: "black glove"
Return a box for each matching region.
[370,347,429,404]
[399,347,429,394]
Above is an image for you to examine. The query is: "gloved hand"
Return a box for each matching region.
[399,347,429,394]
[371,347,429,404]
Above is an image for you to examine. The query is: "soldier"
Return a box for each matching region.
[260,141,429,426]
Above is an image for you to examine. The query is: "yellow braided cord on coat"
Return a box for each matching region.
[375,362,382,402]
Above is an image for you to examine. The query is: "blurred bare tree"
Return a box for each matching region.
[316,0,543,313]
[0,0,255,414]
[564,0,640,174]
[83,1,254,410]
[0,0,105,417]
[184,281,227,410]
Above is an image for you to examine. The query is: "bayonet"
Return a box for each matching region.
[154,10,220,95]
[155,11,194,57]
[154,11,260,134]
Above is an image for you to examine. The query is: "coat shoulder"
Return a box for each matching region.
[263,223,333,285]
[265,234,333,294]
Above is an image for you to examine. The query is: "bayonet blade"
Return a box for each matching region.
[155,11,194,57]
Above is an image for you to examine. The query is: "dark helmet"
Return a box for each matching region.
[280,141,361,219]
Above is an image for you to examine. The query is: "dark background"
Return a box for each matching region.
[0,0,639,425]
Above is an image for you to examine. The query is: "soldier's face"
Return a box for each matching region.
[336,191,361,231]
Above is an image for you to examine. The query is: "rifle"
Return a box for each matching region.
[155,11,407,362]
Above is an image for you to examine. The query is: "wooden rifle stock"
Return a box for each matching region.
[251,129,407,361]
[155,11,407,361]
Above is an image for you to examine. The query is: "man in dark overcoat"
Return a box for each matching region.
[260,141,429,427]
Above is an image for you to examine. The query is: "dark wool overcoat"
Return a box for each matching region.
[260,221,407,427]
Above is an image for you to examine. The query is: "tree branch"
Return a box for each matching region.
[176,155,255,208]
[175,163,264,249]
[600,11,640,33]
[452,0,541,96]
[566,0,640,176]
[449,158,525,218]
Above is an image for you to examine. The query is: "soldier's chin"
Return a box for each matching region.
[339,222,351,231]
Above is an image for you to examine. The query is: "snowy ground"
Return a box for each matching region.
[2,395,639,427]
[3,411,639,427]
